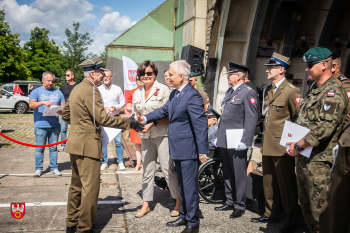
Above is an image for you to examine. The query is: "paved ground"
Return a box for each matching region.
[0,112,310,232]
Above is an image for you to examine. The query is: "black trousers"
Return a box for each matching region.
[218,147,247,210]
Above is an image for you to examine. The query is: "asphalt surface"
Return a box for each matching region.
[0,145,310,233]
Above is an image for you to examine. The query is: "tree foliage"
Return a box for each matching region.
[62,22,94,82]
[0,10,31,84]
[23,27,65,80]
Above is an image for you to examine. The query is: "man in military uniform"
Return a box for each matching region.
[62,56,144,233]
[214,62,258,218]
[319,119,350,233]
[332,51,350,123]
[251,53,301,233]
[286,47,348,233]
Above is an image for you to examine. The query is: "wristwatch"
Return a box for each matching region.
[294,143,304,152]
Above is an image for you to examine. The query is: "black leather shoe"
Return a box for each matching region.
[230,209,245,218]
[214,203,234,211]
[181,225,199,233]
[279,224,297,233]
[66,227,77,233]
[166,218,187,227]
[251,215,279,223]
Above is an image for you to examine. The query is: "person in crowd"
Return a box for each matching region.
[286,47,348,233]
[251,53,301,233]
[28,85,34,96]
[98,70,126,171]
[132,61,182,218]
[319,114,350,232]
[58,69,77,152]
[244,71,261,175]
[214,62,258,219]
[189,72,210,110]
[14,83,24,95]
[206,105,220,149]
[29,71,65,177]
[62,56,143,233]
[164,69,174,90]
[331,51,350,123]
[138,60,209,233]
[126,77,144,172]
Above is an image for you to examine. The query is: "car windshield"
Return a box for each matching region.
[2,84,14,92]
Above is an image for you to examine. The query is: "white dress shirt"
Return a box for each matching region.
[98,84,125,116]
[274,77,286,92]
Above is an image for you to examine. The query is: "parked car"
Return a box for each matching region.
[0,89,30,114]
[1,81,42,96]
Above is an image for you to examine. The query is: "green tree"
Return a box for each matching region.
[101,45,107,65]
[63,22,93,82]
[0,10,31,84]
[23,27,65,80]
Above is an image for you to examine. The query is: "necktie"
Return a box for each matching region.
[272,85,276,95]
[172,90,180,109]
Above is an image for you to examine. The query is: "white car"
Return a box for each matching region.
[0,89,30,114]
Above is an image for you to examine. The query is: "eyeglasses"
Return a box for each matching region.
[141,72,153,77]
[265,66,281,71]
[306,60,328,69]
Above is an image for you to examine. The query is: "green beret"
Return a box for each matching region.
[303,47,332,63]
[189,72,197,78]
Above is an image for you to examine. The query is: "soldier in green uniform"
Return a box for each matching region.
[251,53,301,233]
[63,56,144,233]
[319,119,350,233]
[286,47,348,233]
[332,51,350,123]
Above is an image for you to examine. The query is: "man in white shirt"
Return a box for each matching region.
[98,70,126,170]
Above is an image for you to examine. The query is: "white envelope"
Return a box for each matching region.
[101,127,122,148]
[43,105,64,116]
[226,129,244,149]
[280,120,313,158]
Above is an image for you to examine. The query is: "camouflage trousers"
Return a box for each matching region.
[296,156,331,233]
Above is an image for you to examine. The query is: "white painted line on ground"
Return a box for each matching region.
[0,171,139,176]
[0,200,125,208]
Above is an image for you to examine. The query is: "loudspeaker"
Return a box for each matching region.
[181,45,205,75]
[246,172,265,215]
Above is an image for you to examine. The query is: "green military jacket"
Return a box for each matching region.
[333,71,350,123]
[62,79,130,160]
[261,78,301,156]
[295,77,348,163]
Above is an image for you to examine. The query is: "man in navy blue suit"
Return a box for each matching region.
[137,60,209,233]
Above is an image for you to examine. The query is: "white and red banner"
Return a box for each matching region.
[122,56,138,117]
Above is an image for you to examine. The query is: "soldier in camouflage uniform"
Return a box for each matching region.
[286,47,348,233]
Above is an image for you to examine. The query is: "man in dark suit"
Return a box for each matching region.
[214,62,258,218]
[138,60,209,233]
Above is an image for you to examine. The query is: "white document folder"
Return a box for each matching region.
[280,120,313,158]
[101,127,122,148]
[226,129,244,149]
[43,105,64,116]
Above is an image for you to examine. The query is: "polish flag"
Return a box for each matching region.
[123,56,138,117]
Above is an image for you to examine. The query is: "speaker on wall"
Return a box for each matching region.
[181,45,205,76]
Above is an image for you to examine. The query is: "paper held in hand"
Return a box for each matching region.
[226,129,244,149]
[43,106,64,116]
[280,120,313,158]
[101,127,122,148]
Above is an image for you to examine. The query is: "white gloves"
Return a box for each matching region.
[332,144,339,170]
[236,142,247,151]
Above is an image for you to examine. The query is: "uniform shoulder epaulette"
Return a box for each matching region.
[287,83,295,89]
[246,86,252,90]
[338,75,348,82]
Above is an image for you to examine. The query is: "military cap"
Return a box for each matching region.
[189,72,197,78]
[303,47,332,63]
[79,56,107,72]
[265,52,290,69]
[332,51,341,60]
[227,62,249,74]
[205,105,221,120]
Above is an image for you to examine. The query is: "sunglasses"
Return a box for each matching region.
[65,74,70,77]
[306,60,328,69]
[141,72,153,77]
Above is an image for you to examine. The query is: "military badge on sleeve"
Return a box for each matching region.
[250,98,256,104]
[295,97,301,103]
[324,103,331,112]
[347,91,350,98]
[327,92,335,97]
[11,203,25,219]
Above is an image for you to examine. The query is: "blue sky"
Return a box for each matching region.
[1,0,166,54]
